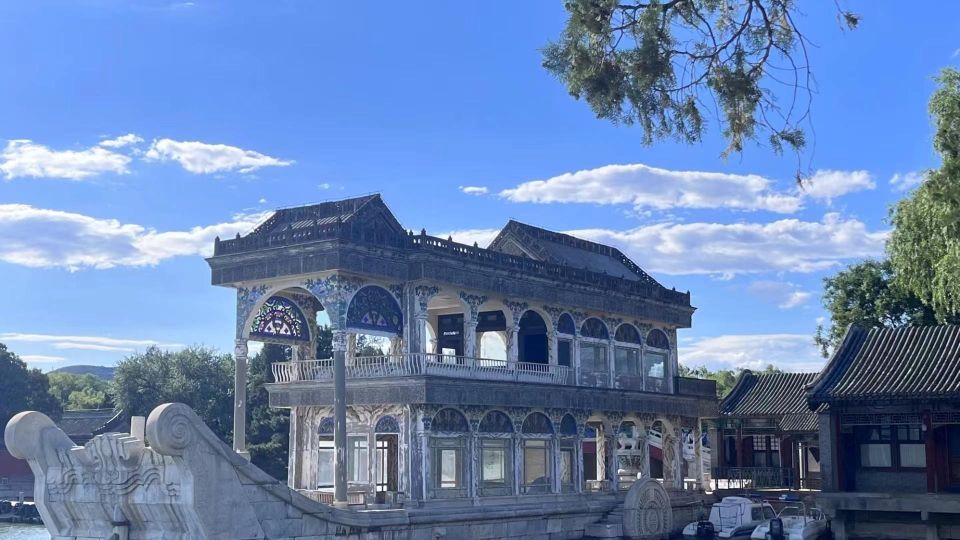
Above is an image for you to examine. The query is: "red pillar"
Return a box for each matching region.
[925,413,936,493]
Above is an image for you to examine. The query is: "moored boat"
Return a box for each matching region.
[751,504,828,540]
[682,496,776,539]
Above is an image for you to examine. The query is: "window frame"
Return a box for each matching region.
[855,424,926,471]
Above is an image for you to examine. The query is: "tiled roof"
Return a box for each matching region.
[249,194,390,236]
[487,220,661,286]
[720,371,820,432]
[808,325,960,405]
[58,409,123,440]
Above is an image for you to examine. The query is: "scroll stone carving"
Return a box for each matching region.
[622,478,673,539]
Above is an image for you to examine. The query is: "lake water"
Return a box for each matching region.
[0,523,50,539]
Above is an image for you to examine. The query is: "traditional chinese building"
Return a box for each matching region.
[713,370,821,490]
[808,324,960,540]
[204,194,717,538]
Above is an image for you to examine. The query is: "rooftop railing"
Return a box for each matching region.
[214,229,691,307]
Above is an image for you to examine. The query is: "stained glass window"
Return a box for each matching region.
[479,411,514,433]
[580,318,609,340]
[346,286,403,334]
[250,296,309,342]
[557,313,576,335]
[615,324,642,344]
[646,329,670,349]
[318,417,334,434]
[521,412,554,435]
[559,414,577,437]
[432,408,469,432]
[375,415,399,433]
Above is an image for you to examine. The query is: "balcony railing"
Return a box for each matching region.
[271,353,575,386]
[712,467,795,489]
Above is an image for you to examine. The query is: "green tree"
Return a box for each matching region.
[111,346,234,442]
[888,69,960,320]
[814,260,938,356]
[247,344,290,481]
[48,372,112,410]
[680,363,781,398]
[0,343,62,428]
[544,0,857,170]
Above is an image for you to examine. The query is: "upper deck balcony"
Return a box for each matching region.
[269,352,717,399]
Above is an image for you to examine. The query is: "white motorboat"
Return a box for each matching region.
[751,504,828,540]
[683,496,776,539]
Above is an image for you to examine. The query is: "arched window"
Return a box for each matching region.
[521,412,554,494]
[559,414,577,437]
[430,408,468,498]
[644,329,670,393]
[615,324,642,344]
[478,411,514,496]
[375,415,399,433]
[317,417,335,489]
[346,286,403,335]
[580,318,609,340]
[557,313,576,335]
[614,324,642,380]
[250,296,310,342]
[580,318,610,378]
[432,408,469,433]
[375,416,399,493]
[518,310,548,364]
[646,329,670,349]
[479,411,514,433]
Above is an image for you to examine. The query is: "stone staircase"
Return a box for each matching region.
[583,503,625,538]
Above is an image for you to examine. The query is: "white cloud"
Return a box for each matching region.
[569,213,888,276]
[20,354,66,364]
[318,183,331,190]
[99,133,144,148]
[501,163,804,213]
[800,169,875,203]
[144,139,292,174]
[0,204,268,270]
[459,185,489,196]
[0,139,132,180]
[1,333,183,353]
[441,228,501,248]
[748,280,813,309]
[680,333,824,372]
[890,171,926,192]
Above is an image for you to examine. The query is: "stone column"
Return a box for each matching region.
[332,329,349,507]
[694,424,704,490]
[549,329,558,365]
[346,332,356,362]
[575,431,584,493]
[596,423,606,485]
[463,318,479,359]
[573,336,582,385]
[608,338,617,388]
[233,338,249,458]
[552,432,562,493]
[513,433,523,495]
[607,416,622,492]
[469,418,481,499]
[288,407,300,488]
[507,325,520,363]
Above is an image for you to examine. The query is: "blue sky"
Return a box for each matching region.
[0,1,955,372]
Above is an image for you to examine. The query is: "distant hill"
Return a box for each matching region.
[50,365,115,380]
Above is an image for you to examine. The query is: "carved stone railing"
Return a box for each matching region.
[4,403,408,539]
[271,353,574,386]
